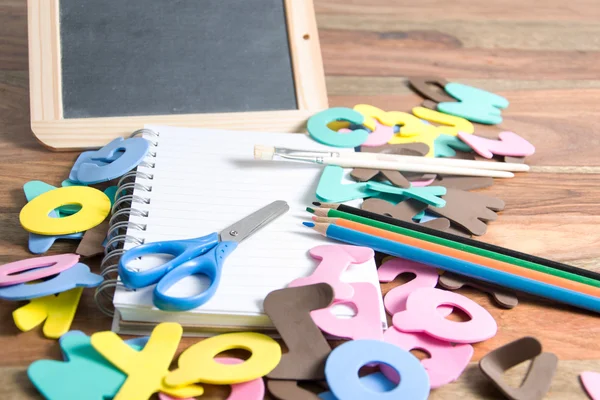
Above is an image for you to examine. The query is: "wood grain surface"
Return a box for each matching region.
[1,0,599,398]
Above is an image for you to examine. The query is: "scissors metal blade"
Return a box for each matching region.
[219,200,289,243]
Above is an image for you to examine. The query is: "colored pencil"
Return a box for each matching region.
[316,217,600,298]
[308,207,600,288]
[312,201,600,282]
[304,222,600,314]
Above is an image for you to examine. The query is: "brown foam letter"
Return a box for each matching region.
[267,380,324,400]
[432,176,494,191]
[351,143,431,188]
[351,168,411,188]
[362,198,451,231]
[479,337,558,400]
[76,221,109,257]
[409,76,455,103]
[264,283,334,380]
[438,272,518,309]
[427,188,505,236]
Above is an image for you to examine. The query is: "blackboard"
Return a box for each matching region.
[59,0,298,118]
[28,0,327,149]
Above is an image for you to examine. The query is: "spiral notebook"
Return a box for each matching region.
[99,125,386,336]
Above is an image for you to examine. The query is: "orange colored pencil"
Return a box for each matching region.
[319,217,600,299]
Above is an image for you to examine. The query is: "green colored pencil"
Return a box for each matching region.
[307,207,600,288]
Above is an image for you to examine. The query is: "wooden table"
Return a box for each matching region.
[1,0,599,398]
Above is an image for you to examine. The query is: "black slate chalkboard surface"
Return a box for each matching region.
[29,0,327,149]
[59,0,298,118]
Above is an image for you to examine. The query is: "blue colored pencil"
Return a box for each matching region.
[304,221,600,314]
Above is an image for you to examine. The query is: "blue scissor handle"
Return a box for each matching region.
[118,232,219,289]
[153,241,238,311]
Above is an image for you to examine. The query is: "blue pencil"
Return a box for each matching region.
[304,221,600,314]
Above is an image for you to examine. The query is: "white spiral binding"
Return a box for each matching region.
[94,128,158,316]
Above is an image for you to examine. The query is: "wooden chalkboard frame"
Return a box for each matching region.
[27,0,328,150]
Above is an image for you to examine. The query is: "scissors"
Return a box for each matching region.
[118,200,289,311]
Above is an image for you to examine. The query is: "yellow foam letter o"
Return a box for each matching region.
[20,186,110,235]
[165,332,282,387]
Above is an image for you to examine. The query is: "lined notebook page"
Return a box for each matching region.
[113,125,386,328]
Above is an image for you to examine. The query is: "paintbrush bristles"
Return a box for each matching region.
[254,145,276,160]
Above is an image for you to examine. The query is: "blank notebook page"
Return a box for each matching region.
[114,125,386,328]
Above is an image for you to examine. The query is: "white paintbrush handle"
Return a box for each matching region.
[345,153,529,172]
[322,157,514,178]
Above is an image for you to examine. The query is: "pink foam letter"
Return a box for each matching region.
[581,371,600,400]
[289,245,374,300]
[378,258,451,316]
[382,327,473,388]
[311,282,383,340]
[393,287,497,343]
[340,121,394,147]
[0,254,80,287]
[458,131,535,159]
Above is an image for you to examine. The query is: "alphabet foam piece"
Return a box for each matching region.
[24,180,80,216]
[13,288,84,339]
[393,287,498,343]
[382,327,473,388]
[438,272,519,309]
[438,83,509,125]
[265,284,334,380]
[289,245,373,300]
[76,221,109,257]
[317,166,378,203]
[268,380,323,400]
[360,142,430,157]
[427,188,505,236]
[24,184,82,254]
[378,110,438,138]
[91,322,204,400]
[351,167,411,189]
[351,143,430,189]
[409,76,455,103]
[28,330,146,400]
[580,371,600,400]
[458,131,535,159]
[0,263,102,301]
[159,358,265,400]
[29,231,84,255]
[388,127,438,157]
[412,106,474,136]
[325,339,430,400]
[0,253,80,287]
[20,186,111,235]
[318,372,398,399]
[434,134,474,158]
[307,108,375,148]
[367,182,447,207]
[479,337,558,400]
[311,282,383,340]
[23,182,115,253]
[361,197,453,232]
[421,99,439,110]
[378,257,451,316]
[432,176,494,191]
[70,137,150,184]
[166,331,281,387]
[69,152,110,182]
[340,122,393,147]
